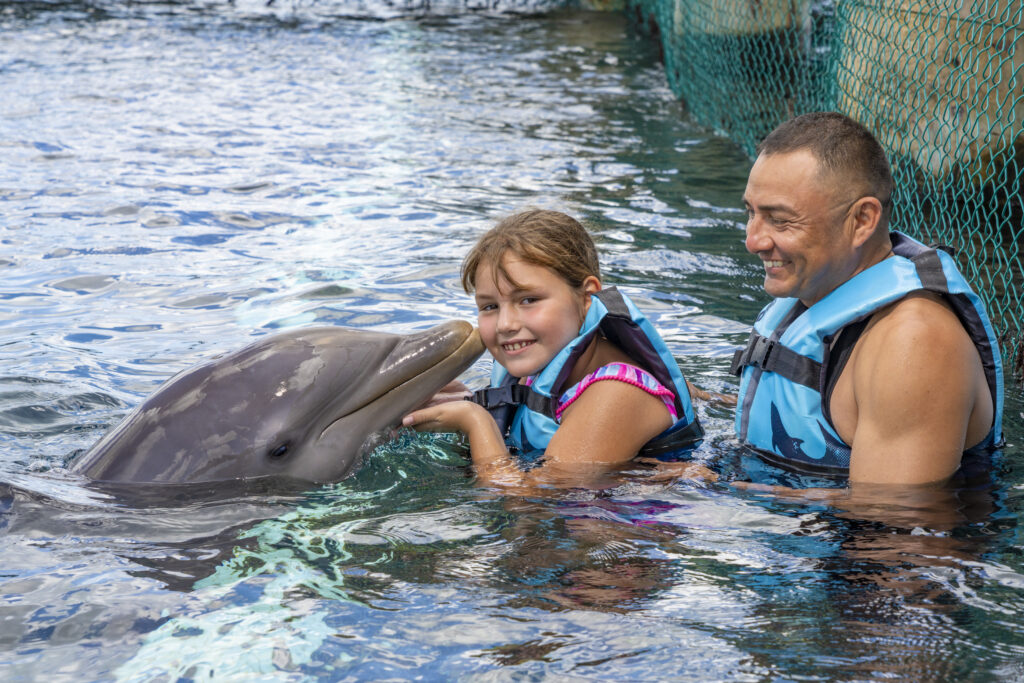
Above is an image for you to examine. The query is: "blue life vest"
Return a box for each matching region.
[731,231,1004,477]
[470,287,703,464]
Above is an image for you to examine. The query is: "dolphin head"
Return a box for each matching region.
[72,321,484,484]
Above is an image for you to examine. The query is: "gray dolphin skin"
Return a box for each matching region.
[72,321,483,484]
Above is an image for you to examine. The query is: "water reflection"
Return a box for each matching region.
[726,466,1020,680]
[491,498,683,616]
[1,1,1024,680]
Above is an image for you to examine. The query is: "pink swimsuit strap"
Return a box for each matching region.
[554,362,677,421]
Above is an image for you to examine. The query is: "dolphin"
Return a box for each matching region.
[71,321,483,484]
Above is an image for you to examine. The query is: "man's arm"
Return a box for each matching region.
[733,293,992,524]
[845,292,989,485]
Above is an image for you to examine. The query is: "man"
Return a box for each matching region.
[731,112,1003,486]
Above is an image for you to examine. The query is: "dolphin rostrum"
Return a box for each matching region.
[71,321,483,484]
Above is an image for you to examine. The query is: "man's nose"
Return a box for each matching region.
[745,216,771,254]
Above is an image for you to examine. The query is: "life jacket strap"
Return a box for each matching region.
[911,246,950,292]
[730,332,821,391]
[638,417,705,457]
[468,383,526,410]
[595,287,631,317]
[468,384,556,419]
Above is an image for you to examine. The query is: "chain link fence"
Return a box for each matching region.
[622,0,1023,379]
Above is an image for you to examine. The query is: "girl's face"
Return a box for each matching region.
[474,255,598,378]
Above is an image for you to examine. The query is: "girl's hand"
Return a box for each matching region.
[403,400,512,481]
[402,399,483,434]
[412,380,472,411]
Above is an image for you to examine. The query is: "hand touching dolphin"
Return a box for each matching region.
[72,321,483,484]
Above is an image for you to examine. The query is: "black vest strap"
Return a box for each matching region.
[590,286,688,418]
[821,316,872,429]
[730,332,821,391]
[524,390,555,418]
[638,418,705,457]
[469,383,526,410]
[890,231,952,293]
[595,287,631,318]
[910,248,950,292]
[468,384,556,419]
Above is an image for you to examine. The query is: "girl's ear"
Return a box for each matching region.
[580,276,601,315]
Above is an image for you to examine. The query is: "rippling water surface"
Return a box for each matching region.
[2,2,1024,680]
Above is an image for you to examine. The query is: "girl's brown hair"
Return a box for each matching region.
[460,210,600,293]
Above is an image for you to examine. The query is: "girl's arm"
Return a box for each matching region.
[403,380,705,488]
[542,380,673,473]
[401,400,526,484]
[686,380,737,407]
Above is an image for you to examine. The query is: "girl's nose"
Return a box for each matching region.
[496,305,519,333]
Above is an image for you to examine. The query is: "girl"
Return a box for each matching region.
[402,209,706,487]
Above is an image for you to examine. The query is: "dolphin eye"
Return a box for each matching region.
[269,443,289,459]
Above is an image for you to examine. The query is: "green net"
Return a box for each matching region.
[622,0,1023,379]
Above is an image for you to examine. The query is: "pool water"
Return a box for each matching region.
[2,2,1023,680]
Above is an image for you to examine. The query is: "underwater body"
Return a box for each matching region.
[2,2,1024,680]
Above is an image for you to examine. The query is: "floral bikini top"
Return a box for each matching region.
[525,362,678,422]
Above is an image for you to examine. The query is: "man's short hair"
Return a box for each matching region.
[758,112,894,226]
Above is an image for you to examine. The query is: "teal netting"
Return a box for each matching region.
[624,0,1023,378]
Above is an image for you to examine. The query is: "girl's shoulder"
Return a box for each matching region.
[555,362,677,421]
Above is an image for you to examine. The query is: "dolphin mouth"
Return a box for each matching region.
[303,323,483,482]
[316,322,484,441]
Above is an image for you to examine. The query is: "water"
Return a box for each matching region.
[2,2,1024,680]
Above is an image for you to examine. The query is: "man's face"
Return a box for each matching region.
[742,149,861,306]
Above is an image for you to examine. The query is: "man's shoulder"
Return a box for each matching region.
[868,290,961,333]
[856,290,975,371]
[841,285,993,483]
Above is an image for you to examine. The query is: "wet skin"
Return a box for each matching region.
[73,322,483,485]
[403,256,701,490]
[742,149,879,307]
[740,149,994,488]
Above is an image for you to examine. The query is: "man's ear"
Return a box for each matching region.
[849,196,884,248]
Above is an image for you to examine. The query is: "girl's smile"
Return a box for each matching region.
[474,256,597,378]
[501,340,535,353]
